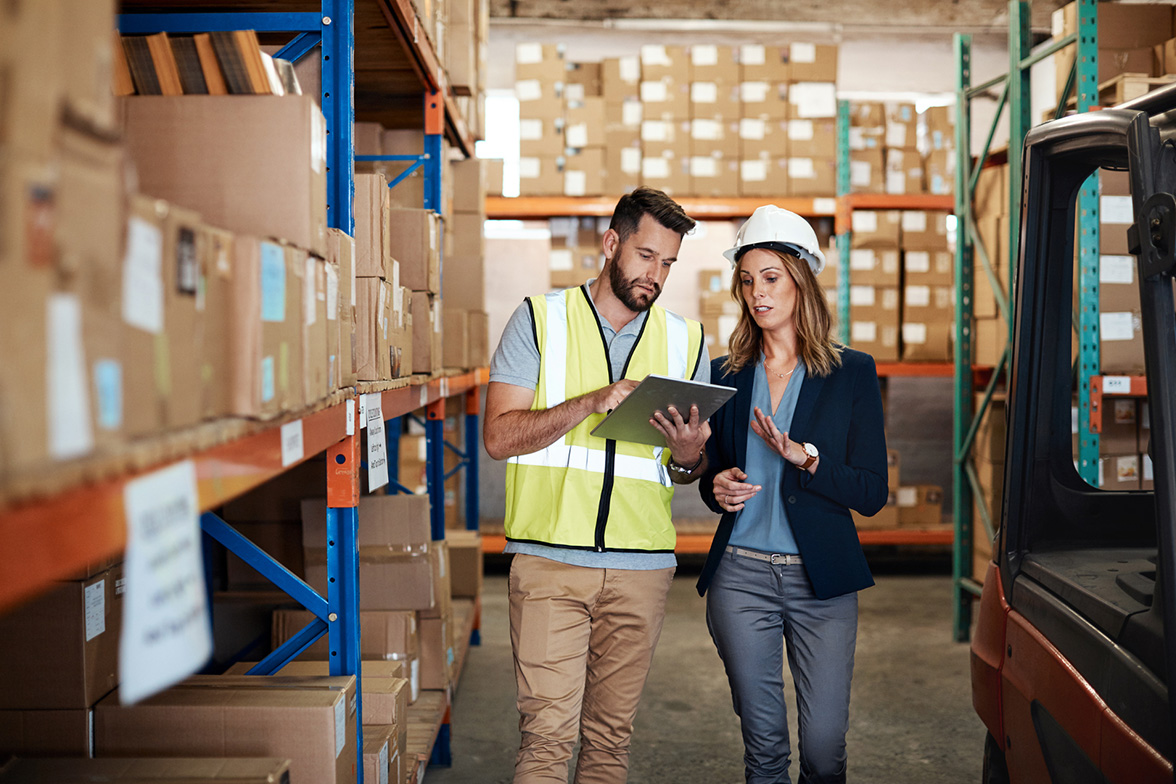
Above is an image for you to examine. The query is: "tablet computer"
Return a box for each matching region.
[589,374,736,447]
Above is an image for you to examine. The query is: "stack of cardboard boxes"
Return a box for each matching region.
[971,163,1009,368]
[972,393,1005,582]
[518,43,839,198]
[355,172,413,381]
[697,269,740,357]
[848,210,902,361]
[547,217,608,289]
[848,101,954,196]
[444,159,492,370]
[900,211,954,361]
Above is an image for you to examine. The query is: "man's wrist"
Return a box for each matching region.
[668,450,704,474]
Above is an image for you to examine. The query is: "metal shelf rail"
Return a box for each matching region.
[950,0,1097,641]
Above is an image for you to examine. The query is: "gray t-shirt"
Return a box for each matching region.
[489,281,711,570]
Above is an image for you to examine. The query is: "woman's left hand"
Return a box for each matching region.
[651,404,711,468]
[750,406,805,468]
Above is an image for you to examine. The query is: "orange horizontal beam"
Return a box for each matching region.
[841,194,956,212]
[876,362,954,378]
[486,196,837,221]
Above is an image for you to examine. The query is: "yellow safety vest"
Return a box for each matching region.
[504,286,704,552]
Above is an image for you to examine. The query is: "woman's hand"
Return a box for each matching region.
[650,404,711,468]
[713,467,761,513]
[750,406,805,467]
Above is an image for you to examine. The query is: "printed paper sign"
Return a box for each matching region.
[365,393,389,491]
[281,420,304,467]
[347,399,356,436]
[119,460,210,704]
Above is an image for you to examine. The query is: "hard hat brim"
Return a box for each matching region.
[725,241,826,276]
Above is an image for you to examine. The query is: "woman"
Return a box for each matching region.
[698,205,889,784]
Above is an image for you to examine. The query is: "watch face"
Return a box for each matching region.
[804,442,819,458]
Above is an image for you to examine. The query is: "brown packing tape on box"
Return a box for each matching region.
[94,678,356,784]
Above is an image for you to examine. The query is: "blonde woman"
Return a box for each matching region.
[697,206,889,783]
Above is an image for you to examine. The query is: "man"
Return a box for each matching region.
[484,187,711,783]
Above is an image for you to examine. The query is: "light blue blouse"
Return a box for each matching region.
[727,354,807,555]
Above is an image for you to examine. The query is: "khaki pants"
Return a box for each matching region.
[509,554,675,784]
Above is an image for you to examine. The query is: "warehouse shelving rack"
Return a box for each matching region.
[0,2,484,780]
[949,0,1099,640]
[484,194,956,549]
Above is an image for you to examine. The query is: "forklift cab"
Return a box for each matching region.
[971,86,1176,783]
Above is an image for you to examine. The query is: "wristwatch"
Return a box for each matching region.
[798,442,819,470]
[668,450,704,475]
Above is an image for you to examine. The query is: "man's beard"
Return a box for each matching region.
[609,258,661,312]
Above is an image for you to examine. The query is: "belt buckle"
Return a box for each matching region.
[770,553,784,565]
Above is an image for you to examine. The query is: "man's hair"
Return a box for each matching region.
[608,186,696,243]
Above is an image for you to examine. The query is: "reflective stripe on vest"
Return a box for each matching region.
[504,286,703,552]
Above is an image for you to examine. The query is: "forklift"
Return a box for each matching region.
[971,85,1176,782]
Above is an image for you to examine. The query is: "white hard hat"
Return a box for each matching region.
[723,205,826,275]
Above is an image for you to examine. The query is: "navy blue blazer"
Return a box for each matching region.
[696,347,889,600]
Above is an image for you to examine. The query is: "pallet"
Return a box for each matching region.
[1059,72,1176,113]
[405,689,450,783]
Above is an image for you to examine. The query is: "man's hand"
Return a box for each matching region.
[650,404,711,468]
[588,378,641,415]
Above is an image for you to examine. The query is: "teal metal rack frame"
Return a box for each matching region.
[951,0,1099,641]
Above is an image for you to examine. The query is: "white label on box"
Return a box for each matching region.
[850,160,872,187]
[325,264,338,321]
[433,301,442,333]
[378,282,388,340]
[311,113,325,175]
[852,211,878,233]
[885,124,910,149]
[789,158,815,179]
[741,81,770,103]
[739,118,766,140]
[642,121,670,142]
[346,399,356,436]
[850,285,876,306]
[885,171,906,194]
[565,83,585,103]
[1145,453,1154,481]
[122,216,165,334]
[641,80,669,103]
[564,170,587,197]
[1072,405,1079,435]
[903,322,928,345]
[740,160,767,182]
[260,243,286,323]
[549,248,574,271]
[643,157,671,179]
[47,294,95,460]
[641,45,671,66]
[883,288,900,309]
[741,44,766,66]
[1102,375,1132,394]
[788,120,814,141]
[280,420,304,467]
[901,211,928,232]
[304,258,317,325]
[896,486,918,507]
[1101,195,1133,225]
[622,99,643,126]
[691,157,718,178]
[692,82,718,103]
[850,249,876,271]
[791,82,836,117]
[621,147,642,174]
[1098,459,1105,487]
[851,321,877,342]
[515,79,542,102]
[791,42,817,63]
[119,460,210,705]
[519,119,543,140]
[906,251,931,273]
[1100,255,1135,285]
[692,45,718,66]
[379,741,390,784]
[566,123,588,149]
[617,55,640,82]
[1100,311,1135,341]
[516,42,543,64]
[334,697,346,757]
[906,285,931,307]
[848,127,867,150]
[1117,454,1139,481]
[692,119,722,140]
[519,157,541,179]
[812,198,835,215]
[85,580,105,642]
[364,393,389,491]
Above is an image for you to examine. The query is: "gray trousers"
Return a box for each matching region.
[705,550,858,784]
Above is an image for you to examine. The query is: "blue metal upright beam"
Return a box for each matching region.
[323,1,355,235]
[465,396,480,532]
[426,403,447,540]
[326,504,364,779]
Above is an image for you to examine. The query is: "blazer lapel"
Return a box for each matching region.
[788,371,826,444]
[733,364,755,470]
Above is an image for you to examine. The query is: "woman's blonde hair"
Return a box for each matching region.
[722,247,843,377]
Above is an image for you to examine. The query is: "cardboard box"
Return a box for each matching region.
[443,309,471,368]
[739,80,789,122]
[788,119,837,159]
[739,157,788,198]
[885,101,919,150]
[901,320,953,361]
[0,757,293,782]
[852,492,898,530]
[923,106,955,152]
[411,291,442,374]
[640,155,691,196]
[419,611,454,692]
[363,724,397,784]
[924,150,955,196]
[902,210,952,251]
[327,230,358,386]
[388,209,440,295]
[787,157,837,197]
[603,56,641,102]
[972,316,1006,367]
[1142,453,1154,491]
[271,609,420,701]
[850,211,901,249]
[974,164,1008,221]
[1100,310,1144,375]
[356,277,392,381]
[896,485,944,526]
[302,485,431,548]
[515,42,565,83]
[518,156,565,196]
[690,79,741,123]
[304,548,436,611]
[789,82,837,119]
[94,676,356,784]
[902,250,953,287]
[355,173,391,279]
[0,565,123,710]
[887,449,901,490]
[446,529,483,599]
[1098,454,1141,491]
[974,392,1007,463]
[564,147,606,197]
[690,155,741,198]
[0,709,93,757]
[739,45,789,82]
[850,286,900,361]
[885,148,924,195]
[787,42,838,82]
[118,197,169,438]
[468,310,490,367]
[1099,397,1139,454]
[850,149,886,194]
[848,248,900,286]
[121,96,328,256]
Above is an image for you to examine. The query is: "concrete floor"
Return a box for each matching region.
[427,559,985,783]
